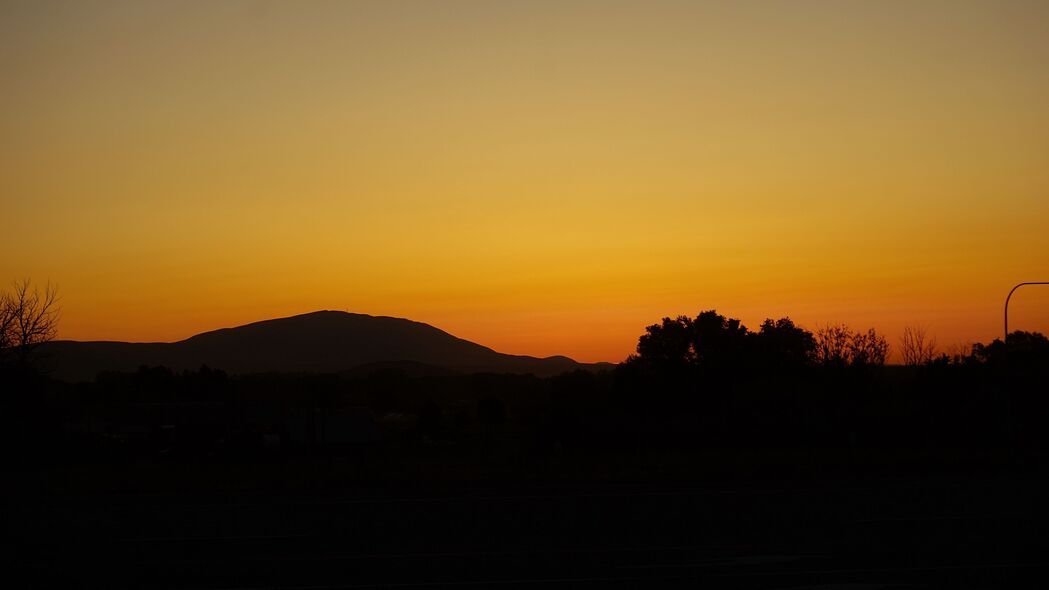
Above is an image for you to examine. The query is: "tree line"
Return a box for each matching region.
[4,286,1049,481]
[623,310,892,373]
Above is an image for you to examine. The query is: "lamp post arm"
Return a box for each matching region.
[1004,282,1049,343]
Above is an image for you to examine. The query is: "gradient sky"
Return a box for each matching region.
[3,0,1048,362]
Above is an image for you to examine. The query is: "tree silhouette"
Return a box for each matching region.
[899,325,937,366]
[973,331,1049,367]
[634,315,695,369]
[943,341,974,365]
[753,317,816,370]
[628,311,817,373]
[691,310,750,370]
[629,310,752,371]
[1,279,60,368]
[814,324,889,367]
[814,324,852,367]
[851,328,890,366]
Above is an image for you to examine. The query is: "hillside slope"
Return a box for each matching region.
[41,311,608,381]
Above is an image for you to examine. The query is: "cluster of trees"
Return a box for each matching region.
[893,324,1049,369]
[624,310,1049,371]
[812,324,890,367]
[0,279,59,369]
[624,310,890,372]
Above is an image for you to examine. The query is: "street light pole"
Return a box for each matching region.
[1004,282,1049,344]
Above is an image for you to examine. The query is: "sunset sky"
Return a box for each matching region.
[3,0,1048,362]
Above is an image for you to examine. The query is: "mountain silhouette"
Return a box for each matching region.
[41,311,609,382]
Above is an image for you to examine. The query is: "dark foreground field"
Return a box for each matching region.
[9,466,1049,589]
[7,323,1049,588]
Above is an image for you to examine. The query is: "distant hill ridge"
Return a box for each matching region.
[41,310,611,382]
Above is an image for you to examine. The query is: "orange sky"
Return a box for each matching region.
[2,1,1048,362]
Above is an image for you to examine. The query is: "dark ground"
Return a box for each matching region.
[9,465,1049,589]
[7,333,1049,588]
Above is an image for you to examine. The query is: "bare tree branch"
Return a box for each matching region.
[0,279,60,366]
[0,290,15,353]
[899,325,937,366]
[815,323,889,367]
